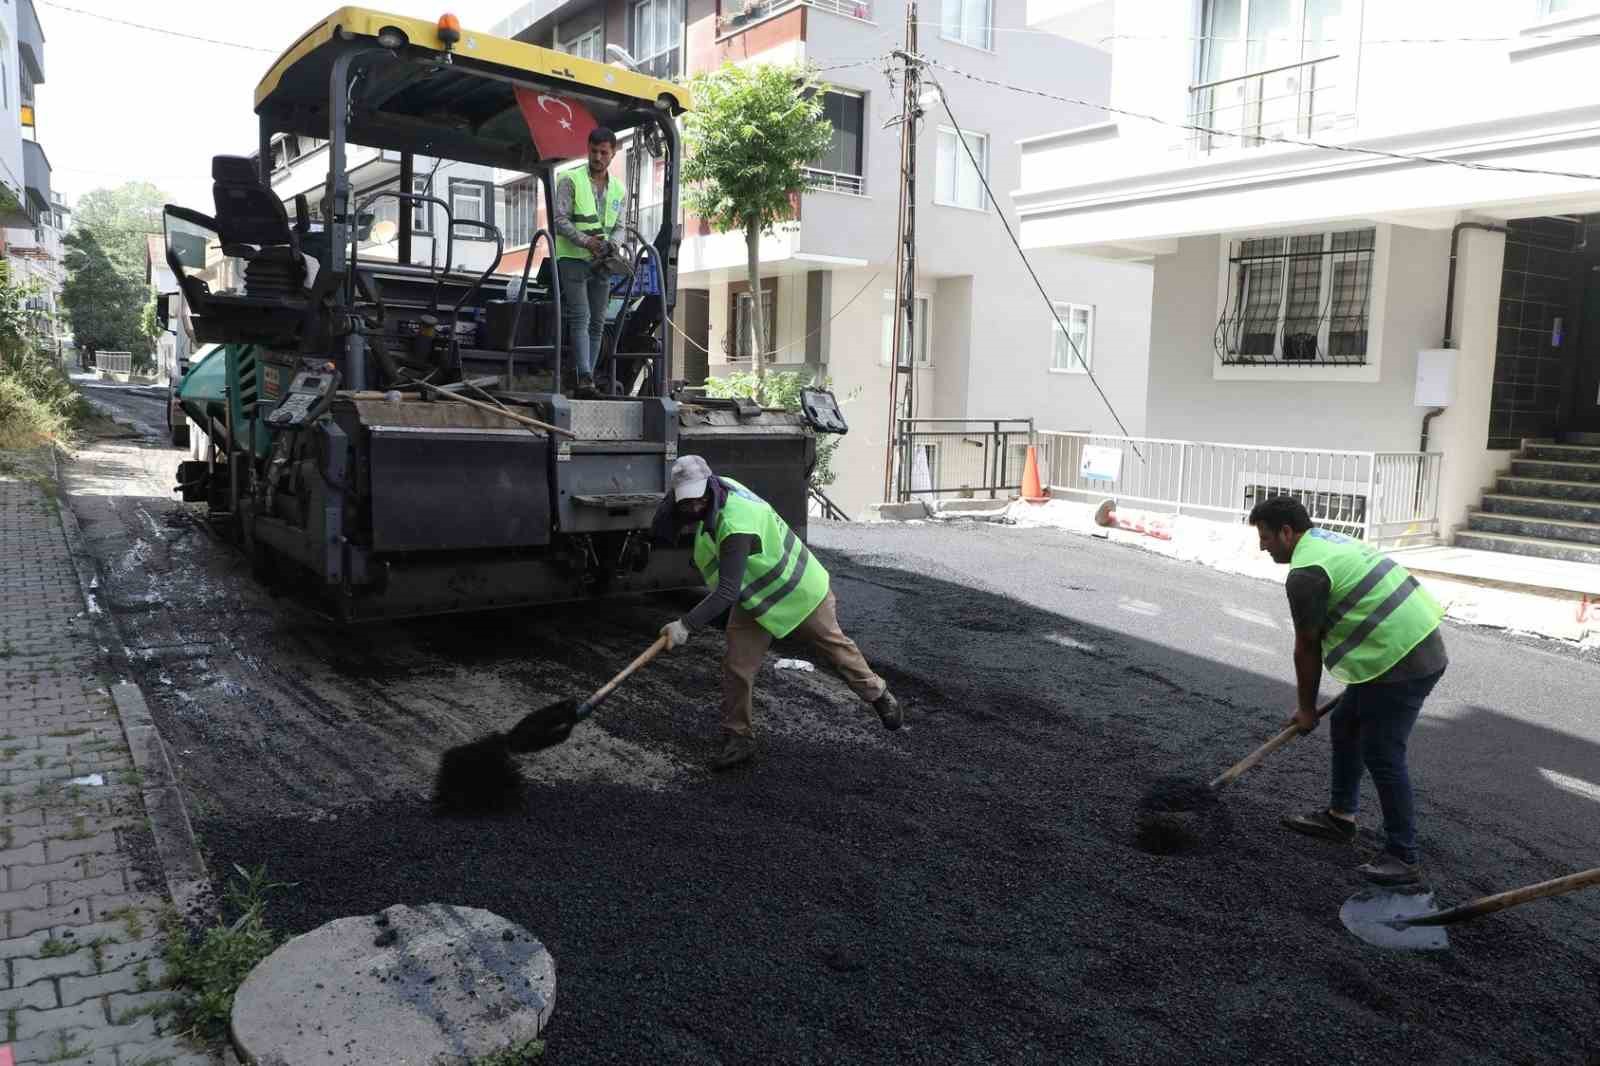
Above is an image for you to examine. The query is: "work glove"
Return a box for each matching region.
[661,619,691,651]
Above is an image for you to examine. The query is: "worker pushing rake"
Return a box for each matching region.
[435,456,901,810]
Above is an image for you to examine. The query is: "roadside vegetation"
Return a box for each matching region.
[0,265,86,450]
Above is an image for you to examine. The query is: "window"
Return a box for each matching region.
[1218,227,1374,365]
[1539,0,1587,14]
[733,287,775,360]
[498,178,538,247]
[1195,0,1345,148]
[806,91,865,193]
[935,128,988,210]
[412,177,433,234]
[632,0,682,79]
[940,0,992,49]
[880,292,931,367]
[449,179,495,239]
[1050,303,1093,373]
[559,25,602,61]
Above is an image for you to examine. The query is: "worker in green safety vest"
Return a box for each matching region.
[1250,495,1448,887]
[657,455,902,770]
[553,126,626,399]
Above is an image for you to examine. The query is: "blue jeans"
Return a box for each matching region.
[557,256,612,380]
[1329,668,1444,864]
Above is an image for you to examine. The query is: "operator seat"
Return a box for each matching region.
[211,155,309,299]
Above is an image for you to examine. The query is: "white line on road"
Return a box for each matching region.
[1223,605,1281,629]
[1214,635,1277,657]
[1117,597,1162,617]
[1538,767,1600,804]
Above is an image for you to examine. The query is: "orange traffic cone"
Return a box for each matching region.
[1021,445,1048,503]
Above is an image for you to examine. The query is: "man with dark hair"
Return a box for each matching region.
[1249,495,1448,886]
[553,126,624,398]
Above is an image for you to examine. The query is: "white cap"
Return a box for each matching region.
[671,454,713,501]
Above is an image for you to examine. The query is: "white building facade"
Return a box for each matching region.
[1016,0,1600,564]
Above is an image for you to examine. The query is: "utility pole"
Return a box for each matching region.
[881,3,920,502]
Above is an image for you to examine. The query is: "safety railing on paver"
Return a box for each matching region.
[895,418,1034,502]
[1036,431,1442,548]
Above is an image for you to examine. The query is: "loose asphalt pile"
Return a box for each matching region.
[181,544,1600,1066]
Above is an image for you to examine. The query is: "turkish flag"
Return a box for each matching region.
[515,87,599,161]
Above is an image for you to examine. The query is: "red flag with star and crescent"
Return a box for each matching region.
[515,87,599,161]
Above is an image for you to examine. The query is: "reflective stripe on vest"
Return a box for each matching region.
[1289,529,1443,684]
[554,166,624,261]
[692,478,830,639]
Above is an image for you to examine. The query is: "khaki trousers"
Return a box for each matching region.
[721,589,886,738]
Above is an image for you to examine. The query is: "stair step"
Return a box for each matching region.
[1481,494,1600,524]
[1468,511,1600,546]
[1496,476,1600,503]
[1508,459,1600,483]
[1523,442,1600,463]
[1560,431,1600,446]
[1452,530,1600,565]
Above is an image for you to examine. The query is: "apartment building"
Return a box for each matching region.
[486,0,1152,514]
[1015,0,1600,566]
[1,0,61,351]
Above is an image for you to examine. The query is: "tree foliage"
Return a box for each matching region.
[682,64,834,378]
[62,182,168,369]
[704,369,845,488]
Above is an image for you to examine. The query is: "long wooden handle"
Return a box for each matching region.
[413,380,576,438]
[579,635,670,714]
[1209,696,1339,791]
[1407,867,1600,928]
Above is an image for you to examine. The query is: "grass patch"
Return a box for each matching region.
[5,1006,15,1042]
[46,728,92,739]
[470,1041,546,1065]
[115,998,178,1026]
[120,767,145,787]
[39,937,74,958]
[62,815,93,841]
[0,826,12,850]
[88,935,118,974]
[104,904,147,940]
[0,639,15,658]
[40,1030,92,1063]
[163,864,294,1043]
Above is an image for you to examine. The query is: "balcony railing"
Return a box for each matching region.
[1188,54,1345,155]
[802,167,864,195]
[719,0,872,33]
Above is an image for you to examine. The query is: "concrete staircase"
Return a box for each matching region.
[1458,432,1600,564]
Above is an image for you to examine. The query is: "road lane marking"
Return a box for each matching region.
[1539,767,1600,804]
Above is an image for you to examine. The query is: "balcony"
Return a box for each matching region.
[1188,54,1347,156]
[18,0,44,83]
[802,167,863,196]
[718,0,872,35]
[23,140,51,223]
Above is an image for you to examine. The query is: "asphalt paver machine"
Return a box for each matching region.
[167,8,846,620]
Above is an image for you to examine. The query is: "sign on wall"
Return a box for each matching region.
[1080,445,1123,482]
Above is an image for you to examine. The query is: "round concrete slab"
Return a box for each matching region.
[232,903,555,1065]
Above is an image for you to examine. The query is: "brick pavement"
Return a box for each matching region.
[1,460,213,1065]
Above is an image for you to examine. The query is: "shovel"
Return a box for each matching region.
[1340,865,1600,952]
[433,635,669,812]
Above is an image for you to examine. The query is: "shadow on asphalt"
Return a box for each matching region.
[166,547,1600,1066]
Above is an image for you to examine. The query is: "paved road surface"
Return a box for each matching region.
[62,386,1600,1064]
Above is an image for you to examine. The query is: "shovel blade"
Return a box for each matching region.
[1339,887,1450,952]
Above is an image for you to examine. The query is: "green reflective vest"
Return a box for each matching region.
[693,478,830,639]
[555,164,624,261]
[1290,529,1443,685]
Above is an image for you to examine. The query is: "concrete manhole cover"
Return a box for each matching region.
[232,902,555,1065]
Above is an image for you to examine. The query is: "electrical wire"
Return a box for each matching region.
[915,60,1141,454]
[917,54,1600,183]
[904,21,1600,45]
[37,1,278,53]
[665,269,881,359]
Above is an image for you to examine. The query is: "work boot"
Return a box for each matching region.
[574,374,598,399]
[872,691,903,731]
[710,734,757,771]
[1358,854,1424,886]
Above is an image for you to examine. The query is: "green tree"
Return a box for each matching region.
[682,63,833,397]
[62,182,169,371]
[62,231,148,362]
[704,369,850,490]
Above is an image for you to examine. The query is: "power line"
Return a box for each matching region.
[906,21,1600,45]
[915,59,1140,453]
[665,269,882,359]
[917,54,1600,183]
[37,1,277,53]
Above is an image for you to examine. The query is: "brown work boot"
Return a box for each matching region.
[872,691,903,731]
[710,734,757,771]
[1358,854,1424,886]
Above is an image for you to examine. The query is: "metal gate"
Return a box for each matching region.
[894,418,1034,501]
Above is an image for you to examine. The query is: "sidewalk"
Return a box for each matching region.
[1,451,211,1066]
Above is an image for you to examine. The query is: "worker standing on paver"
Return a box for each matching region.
[657,455,902,769]
[553,126,625,398]
[1249,496,1448,886]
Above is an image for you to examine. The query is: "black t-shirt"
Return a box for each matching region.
[1286,566,1447,683]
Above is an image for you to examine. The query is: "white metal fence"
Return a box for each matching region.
[721,0,872,30]
[1037,431,1443,547]
[95,351,132,375]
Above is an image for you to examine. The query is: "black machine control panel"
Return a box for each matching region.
[266,370,336,429]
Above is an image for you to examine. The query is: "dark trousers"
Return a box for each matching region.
[1328,667,1444,864]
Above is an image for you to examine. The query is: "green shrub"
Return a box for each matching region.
[702,370,848,488]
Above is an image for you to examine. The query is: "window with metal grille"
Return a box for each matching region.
[1217,227,1374,365]
[498,178,538,247]
[1242,483,1367,537]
